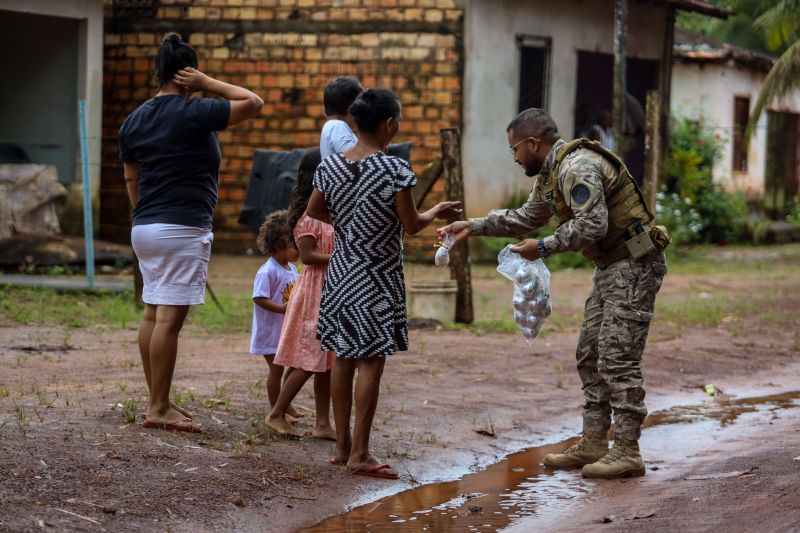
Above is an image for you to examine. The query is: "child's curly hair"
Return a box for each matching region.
[257,210,294,256]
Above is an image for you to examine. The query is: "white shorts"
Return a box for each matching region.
[131,223,213,306]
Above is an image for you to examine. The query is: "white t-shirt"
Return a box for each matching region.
[320,119,357,160]
[250,257,298,355]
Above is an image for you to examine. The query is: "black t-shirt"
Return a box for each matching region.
[118,95,231,228]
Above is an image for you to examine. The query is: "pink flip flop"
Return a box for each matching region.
[349,464,399,480]
[140,412,193,421]
[143,418,202,434]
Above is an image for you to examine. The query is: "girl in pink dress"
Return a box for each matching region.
[266,149,336,438]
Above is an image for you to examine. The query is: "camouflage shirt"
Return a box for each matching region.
[469,138,616,255]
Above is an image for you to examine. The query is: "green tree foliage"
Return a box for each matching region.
[676,0,797,55]
[659,117,748,245]
[677,2,800,147]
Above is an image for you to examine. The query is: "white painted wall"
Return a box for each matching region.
[0,0,103,206]
[462,0,667,216]
[671,61,800,198]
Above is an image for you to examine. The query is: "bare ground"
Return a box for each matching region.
[0,246,798,532]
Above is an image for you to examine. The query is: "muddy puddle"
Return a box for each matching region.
[303,390,800,532]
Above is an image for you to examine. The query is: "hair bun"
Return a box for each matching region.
[360,89,377,103]
[163,33,182,47]
[349,87,400,134]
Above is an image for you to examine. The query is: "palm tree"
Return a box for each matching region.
[744,0,800,144]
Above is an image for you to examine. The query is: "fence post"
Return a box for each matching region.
[644,90,661,214]
[440,128,473,324]
[78,99,95,289]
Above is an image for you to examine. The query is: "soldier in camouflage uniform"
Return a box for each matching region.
[439,108,669,479]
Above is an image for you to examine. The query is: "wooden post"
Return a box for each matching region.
[644,90,661,214]
[613,0,628,154]
[415,157,443,210]
[440,128,473,324]
[659,8,675,167]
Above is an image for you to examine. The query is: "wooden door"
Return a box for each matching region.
[765,111,800,219]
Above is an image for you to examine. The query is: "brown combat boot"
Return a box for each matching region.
[581,438,645,479]
[543,431,609,469]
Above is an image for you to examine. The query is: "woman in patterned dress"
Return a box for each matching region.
[306,89,462,479]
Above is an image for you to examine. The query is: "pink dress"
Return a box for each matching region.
[274,214,335,372]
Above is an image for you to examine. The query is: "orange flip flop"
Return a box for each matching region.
[143,418,202,434]
[349,464,399,480]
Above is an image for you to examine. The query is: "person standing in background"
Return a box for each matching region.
[319,76,363,160]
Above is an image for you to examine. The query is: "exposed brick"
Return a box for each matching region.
[424,9,443,22]
[348,8,368,21]
[212,47,231,59]
[101,1,464,257]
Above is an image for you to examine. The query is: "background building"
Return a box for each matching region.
[672,28,800,219]
[0,0,104,234]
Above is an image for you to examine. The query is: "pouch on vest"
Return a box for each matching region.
[649,225,671,250]
[623,221,656,259]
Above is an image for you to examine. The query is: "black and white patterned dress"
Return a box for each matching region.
[313,152,417,358]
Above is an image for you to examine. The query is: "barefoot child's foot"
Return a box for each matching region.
[286,405,305,419]
[311,425,337,441]
[265,415,300,437]
[332,439,351,466]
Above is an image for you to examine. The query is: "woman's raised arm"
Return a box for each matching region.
[174,67,264,126]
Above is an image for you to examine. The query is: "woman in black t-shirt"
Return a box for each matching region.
[118,33,263,433]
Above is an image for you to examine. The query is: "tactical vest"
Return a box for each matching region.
[539,138,654,268]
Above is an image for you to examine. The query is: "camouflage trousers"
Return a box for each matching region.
[576,249,667,441]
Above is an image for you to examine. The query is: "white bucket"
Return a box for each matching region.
[407,280,458,324]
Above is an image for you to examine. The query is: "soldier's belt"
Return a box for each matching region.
[594,222,662,270]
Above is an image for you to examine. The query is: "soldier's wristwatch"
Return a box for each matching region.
[537,240,548,259]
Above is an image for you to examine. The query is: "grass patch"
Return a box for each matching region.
[0,286,252,333]
[33,386,54,408]
[665,243,800,277]
[657,291,797,329]
[187,291,252,332]
[13,399,30,434]
[446,319,518,335]
[0,286,139,329]
[114,398,140,424]
[172,388,197,408]
[658,296,728,328]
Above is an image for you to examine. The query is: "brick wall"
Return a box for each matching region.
[101,0,464,258]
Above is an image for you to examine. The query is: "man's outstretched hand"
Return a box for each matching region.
[510,239,540,260]
[437,220,471,245]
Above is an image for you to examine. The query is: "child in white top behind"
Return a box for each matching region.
[319,76,363,160]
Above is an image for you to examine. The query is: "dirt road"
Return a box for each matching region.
[1,246,798,532]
